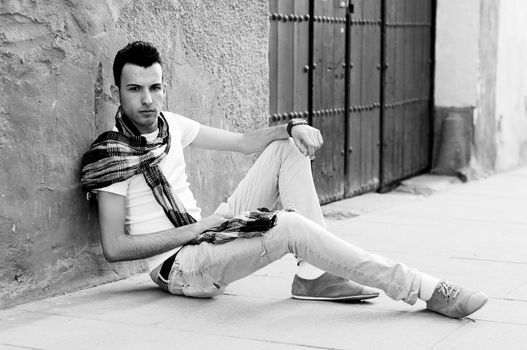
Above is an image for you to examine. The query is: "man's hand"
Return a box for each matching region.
[291,124,324,159]
[195,213,230,233]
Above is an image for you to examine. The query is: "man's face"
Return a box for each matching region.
[117,63,164,134]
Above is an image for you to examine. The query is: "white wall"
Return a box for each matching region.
[494,0,527,170]
[434,0,480,107]
[435,0,527,172]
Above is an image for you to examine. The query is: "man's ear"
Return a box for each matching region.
[110,85,120,102]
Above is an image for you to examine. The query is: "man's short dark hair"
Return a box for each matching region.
[113,41,163,87]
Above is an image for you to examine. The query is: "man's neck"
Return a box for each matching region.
[120,112,159,135]
[142,128,160,141]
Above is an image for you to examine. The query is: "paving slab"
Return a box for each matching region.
[152,296,465,350]
[0,313,311,350]
[472,297,527,325]
[431,321,527,350]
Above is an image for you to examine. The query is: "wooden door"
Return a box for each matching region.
[268,0,435,203]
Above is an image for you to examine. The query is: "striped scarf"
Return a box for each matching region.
[80,108,196,227]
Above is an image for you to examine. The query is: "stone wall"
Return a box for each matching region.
[0,0,269,307]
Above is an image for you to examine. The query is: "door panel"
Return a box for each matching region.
[311,0,347,203]
[346,0,382,197]
[269,0,310,122]
[381,0,433,186]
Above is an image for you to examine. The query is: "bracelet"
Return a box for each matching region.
[286,119,309,137]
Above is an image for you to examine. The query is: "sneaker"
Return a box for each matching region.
[426,281,488,319]
[291,272,379,301]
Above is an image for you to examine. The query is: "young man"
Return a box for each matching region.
[81,41,487,318]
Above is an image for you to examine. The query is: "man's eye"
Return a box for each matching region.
[152,86,162,91]
[129,87,139,92]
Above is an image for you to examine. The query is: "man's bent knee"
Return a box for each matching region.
[265,138,297,155]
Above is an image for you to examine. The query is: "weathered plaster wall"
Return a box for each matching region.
[434,0,527,175]
[494,0,527,170]
[0,0,269,307]
[473,0,499,172]
[434,0,480,107]
[433,0,482,176]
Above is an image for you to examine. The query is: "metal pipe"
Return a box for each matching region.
[308,0,314,126]
[343,0,352,195]
[379,0,387,190]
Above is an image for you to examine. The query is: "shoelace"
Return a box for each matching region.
[438,281,460,304]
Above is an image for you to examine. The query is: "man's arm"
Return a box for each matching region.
[97,191,226,262]
[192,121,323,157]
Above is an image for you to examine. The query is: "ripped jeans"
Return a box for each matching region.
[165,139,422,305]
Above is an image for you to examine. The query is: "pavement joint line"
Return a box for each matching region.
[339,219,438,228]
[6,309,169,329]
[358,217,527,225]
[218,334,347,350]
[451,256,527,265]
[431,193,527,199]
[504,283,527,299]
[366,249,451,258]
[454,218,527,225]
[221,292,285,300]
[471,318,527,327]
[493,297,527,304]
[0,343,43,350]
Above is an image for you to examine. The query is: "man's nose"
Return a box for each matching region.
[141,91,152,105]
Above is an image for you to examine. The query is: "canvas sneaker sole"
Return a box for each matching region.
[292,293,379,301]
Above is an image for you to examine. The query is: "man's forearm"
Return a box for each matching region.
[109,227,196,262]
[103,216,222,262]
[240,124,289,154]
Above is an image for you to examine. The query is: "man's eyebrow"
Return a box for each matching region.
[124,82,162,88]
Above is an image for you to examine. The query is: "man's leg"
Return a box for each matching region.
[213,139,377,300]
[213,138,325,226]
[169,211,487,318]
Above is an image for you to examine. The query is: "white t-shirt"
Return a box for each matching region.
[97,111,202,272]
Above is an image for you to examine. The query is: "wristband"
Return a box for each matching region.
[286,119,309,137]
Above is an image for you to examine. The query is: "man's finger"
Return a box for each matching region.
[307,134,320,152]
[316,130,324,147]
[311,133,322,150]
[294,138,309,157]
[306,139,316,157]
